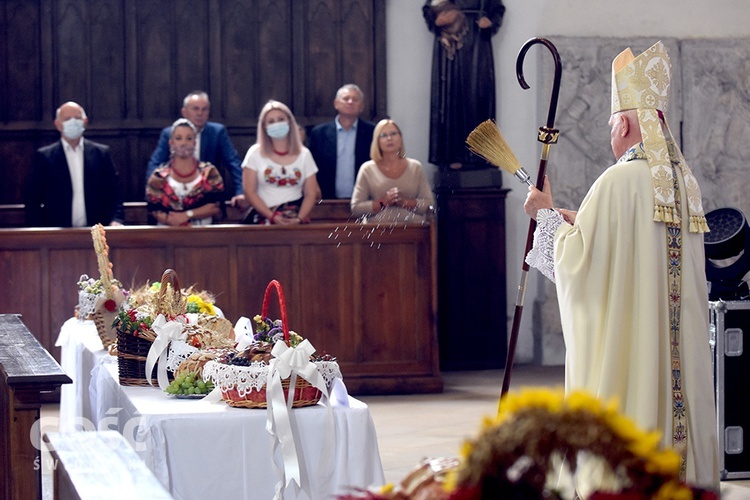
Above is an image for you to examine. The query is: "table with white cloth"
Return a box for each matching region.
[56,318,385,500]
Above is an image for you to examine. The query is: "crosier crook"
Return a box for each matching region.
[501,38,562,400]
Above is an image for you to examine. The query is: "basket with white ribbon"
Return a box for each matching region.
[202,280,341,408]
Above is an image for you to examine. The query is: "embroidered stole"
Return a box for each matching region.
[667,161,687,480]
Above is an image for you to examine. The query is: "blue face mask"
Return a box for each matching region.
[266,121,290,139]
[62,118,85,140]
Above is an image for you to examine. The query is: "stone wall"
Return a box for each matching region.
[532,37,750,365]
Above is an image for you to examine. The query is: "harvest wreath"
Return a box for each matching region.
[340,388,717,500]
[76,223,126,348]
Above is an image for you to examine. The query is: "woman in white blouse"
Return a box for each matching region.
[351,119,434,224]
[241,100,320,225]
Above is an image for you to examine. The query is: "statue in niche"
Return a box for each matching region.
[423,0,505,170]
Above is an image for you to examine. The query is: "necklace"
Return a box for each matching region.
[172,160,198,179]
[273,148,289,156]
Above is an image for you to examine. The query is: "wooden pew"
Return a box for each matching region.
[0,314,71,500]
[44,431,172,500]
[0,222,442,396]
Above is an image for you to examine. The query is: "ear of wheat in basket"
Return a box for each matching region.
[89,224,125,348]
[466,120,534,187]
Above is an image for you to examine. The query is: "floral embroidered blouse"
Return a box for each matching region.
[146,160,225,224]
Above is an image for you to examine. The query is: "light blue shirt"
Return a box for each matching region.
[335,116,358,198]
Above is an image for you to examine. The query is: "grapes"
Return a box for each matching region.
[165,371,215,396]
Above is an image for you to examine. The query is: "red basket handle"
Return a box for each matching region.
[261,280,289,344]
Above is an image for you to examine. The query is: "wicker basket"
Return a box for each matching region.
[209,280,324,409]
[114,269,184,386]
[222,376,322,409]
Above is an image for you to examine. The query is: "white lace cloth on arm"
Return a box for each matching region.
[525,208,565,283]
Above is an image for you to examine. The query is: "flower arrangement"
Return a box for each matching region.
[78,275,125,313]
[187,294,216,315]
[114,306,156,337]
[78,275,124,295]
[252,314,303,346]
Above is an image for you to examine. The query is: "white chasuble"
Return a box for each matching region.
[552,157,719,492]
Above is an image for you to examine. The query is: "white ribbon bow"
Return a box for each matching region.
[269,339,317,380]
[234,316,255,351]
[145,314,186,390]
[265,339,330,498]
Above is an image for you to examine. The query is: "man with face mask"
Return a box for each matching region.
[146,90,247,209]
[24,101,124,227]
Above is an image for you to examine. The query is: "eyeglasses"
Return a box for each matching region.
[378,131,400,139]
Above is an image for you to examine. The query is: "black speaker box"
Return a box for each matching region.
[710,300,750,479]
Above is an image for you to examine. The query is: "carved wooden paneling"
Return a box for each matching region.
[220,0,261,121]
[89,0,125,121]
[4,1,43,122]
[0,0,386,206]
[295,0,386,121]
[255,1,294,106]
[0,250,43,339]
[137,1,174,120]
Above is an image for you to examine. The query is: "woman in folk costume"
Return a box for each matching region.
[524,41,719,495]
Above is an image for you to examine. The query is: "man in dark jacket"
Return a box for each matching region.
[24,101,124,227]
[308,84,375,199]
[146,90,246,208]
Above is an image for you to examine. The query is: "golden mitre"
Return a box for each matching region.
[611,41,671,115]
[610,41,707,233]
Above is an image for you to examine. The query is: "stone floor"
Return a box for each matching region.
[40,365,750,498]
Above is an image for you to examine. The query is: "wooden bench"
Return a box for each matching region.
[44,431,172,500]
[0,314,72,500]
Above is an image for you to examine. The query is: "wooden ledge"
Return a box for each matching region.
[0,199,357,227]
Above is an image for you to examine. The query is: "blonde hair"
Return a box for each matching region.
[256,100,303,157]
[370,119,405,162]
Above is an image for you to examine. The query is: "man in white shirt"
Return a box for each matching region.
[24,101,124,227]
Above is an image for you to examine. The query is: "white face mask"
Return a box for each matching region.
[62,118,85,140]
[266,121,290,139]
[172,144,195,159]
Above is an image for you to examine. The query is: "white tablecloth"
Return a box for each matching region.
[58,319,385,500]
[55,318,108,431]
